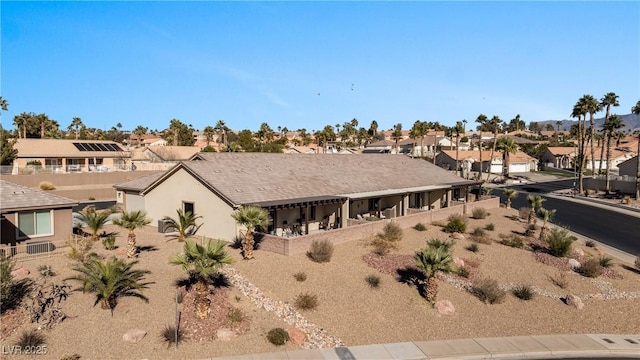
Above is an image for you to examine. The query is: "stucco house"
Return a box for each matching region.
[0,180,78,254]
[618,156,638,178]
[12,138,131,174]
[437,150,537,174]
[541,146,636,171]
[541,147,577,169]
[114,153,477,242]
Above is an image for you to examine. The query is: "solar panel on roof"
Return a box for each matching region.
[72,142,124,152]
[88,143,100,151]
[72,143,84,151]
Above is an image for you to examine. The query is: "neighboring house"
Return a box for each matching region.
[286,146,318,154]
[497,134,540,146]
[114,153,477,241]
[0,180,78,250]
[541,147,578,169]
[618,156,638,178]
[140,146,201,162]
[363,139,395,153]
[437,150,537,174]
[12,138,131,173]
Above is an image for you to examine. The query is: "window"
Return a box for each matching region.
[183,202,195,216]
[18,210,52,238]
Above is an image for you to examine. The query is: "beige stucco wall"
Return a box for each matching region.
[143,169,237,241]
[125,193,146,213]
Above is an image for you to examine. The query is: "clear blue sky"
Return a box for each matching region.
[1,1,639,133]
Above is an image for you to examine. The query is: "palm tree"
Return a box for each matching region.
[133,125,148,147]
[65,257,152,311]
[75,206,112,242]
[170,239,233,319]
[475,114,488,180]
[496,137,519,177]
[414,245,454,303]
[632,100,640,199]
[68,117,84,140]
[369,120,379,138]
[410,121,422,158]
[113,210,151,258]
[231,206,270,260]
[555,121,562,144]
[598,92,620,175]
[537,208,557,240]
[526,195,545,226]
[581,95,602,175]
[420,121,432,158]
[504,188,518,209]
[571,98,588,193]
[162,209,203,242]
[0,96,7,112]
[486,115,503,182]
[391,123,403,154]
[602,114,624,192]
[202,125,216,148]
[454,121,464,176]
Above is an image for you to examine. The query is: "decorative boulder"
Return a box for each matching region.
[574,248,584,257]
[115,247,127,256]
[434,300,455,316]
[216,328,237,341]
[450,233,465,240]
[566,294,584,310]
[10,267,30,279]
[568,259,581,270]
[123,329,147,343]
[453,257,465,268]
[288,327,306,345]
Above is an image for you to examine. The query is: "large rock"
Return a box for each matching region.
[434,300,455,316]
[574,248,584,257]
[115,247,127,256]
[450,233,465,240]
[10,267,30,279]
[453,257,465,268]
[216,328,237,341]
[566,294,584,310]
[288,327,306,345]
[123,329,147,343]
[568,259,581,270]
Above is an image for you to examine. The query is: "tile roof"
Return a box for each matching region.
[113,172,166,192]
[144,146,202,161]
[124,153,476,206]
[0,180,78,212]
[14,139,129,158]
[441,150,535,163]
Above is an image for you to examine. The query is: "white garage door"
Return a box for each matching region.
[510,163,528,173]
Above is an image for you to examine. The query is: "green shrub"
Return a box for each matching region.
[584,240,596,248]
[545,227,575,257]
[466,243,479,253]
[413,222,427,231]
[472,207,487,219]
[598,256,614,268]
[474,278,506,304]
[365,274,381,288]
[426,238,455,252]
[498,234,524,249]
[578,259,603,278]
[469,227,491,244]
[37,264,56,278]
[306,239,334,263]
[512,284,535,300]
[15,330,46,348]
[293,272,307,282]
[102,235,116,250]
[485,223,495,231]
[161,325,184,348]
[294,292,318,310]
[266,328,289,346]
[0,254,15,301]
[379,222,403,242]
[444,214,467,233]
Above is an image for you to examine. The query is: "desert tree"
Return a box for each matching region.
[113,210,151,258]
[231,206,270,260]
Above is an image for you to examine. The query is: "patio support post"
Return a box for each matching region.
[341,201,348,228]
[428,192,432,210]
[304,204,309,234]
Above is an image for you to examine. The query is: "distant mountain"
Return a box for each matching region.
[533,113,640,133]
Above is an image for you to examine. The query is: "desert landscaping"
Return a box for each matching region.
[1,204,639,360]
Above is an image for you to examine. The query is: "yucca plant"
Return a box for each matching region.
[526,195,545,225]
[65,257,152,312]
[162,209,203,242]
[537,208,557,240]
[504,189,518,209]
[170,239,233,319]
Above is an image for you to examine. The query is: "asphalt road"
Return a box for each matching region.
[492,181,640,256]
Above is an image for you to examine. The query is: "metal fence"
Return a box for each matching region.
[593,174,637,182]
[0,163,175,175]
[0,234,89,262]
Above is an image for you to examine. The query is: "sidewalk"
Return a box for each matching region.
[209,334,640,359]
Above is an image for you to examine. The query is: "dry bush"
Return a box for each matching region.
[512,284,535,300]
[549,271,569,289]
[370,237,397,256]
[413,223,427,231]
[518,207,531,220]
[472,207,487,219]
[485,223,495,231]
[578,259,603,278]
[306,239,334,263]
[39,181,56,190]
[474,278,506,304]
[498,233,524,248]
[470,227,491,244]
[379,222,403,242]
[466,243,479,253]
[266,328,289,346]
[365,274,381,288]
[444,214,467,233]
[293,272,307,282]
[161,325,185,348]
[294,292,318,310]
